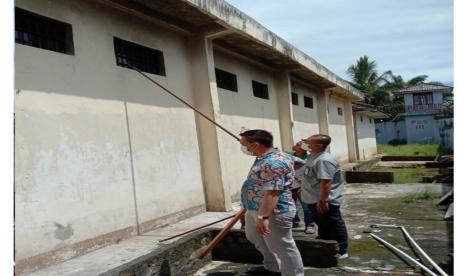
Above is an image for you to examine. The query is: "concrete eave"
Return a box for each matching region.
[356,110,389,119]
[180,0,363,101]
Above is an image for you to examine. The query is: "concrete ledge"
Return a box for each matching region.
[102,228,339,275]
[347,156,382,172]
[212,229,339,268]
[106,229,214,276]
[381,156,436,161]
[16,204,206,275]
[345,171,394,183]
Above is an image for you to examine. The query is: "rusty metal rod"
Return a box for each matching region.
[158,214,236,243]
[127,64,240,141]
[370,233,438,276]
[198,209,246,259]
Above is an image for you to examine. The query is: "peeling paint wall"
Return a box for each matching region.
[354,113,378,160]
[327,96,349,163]
[15,0,204,263]
[213,50,282,201]
[290,82,319,142]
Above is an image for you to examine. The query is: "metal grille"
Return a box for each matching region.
[252,80,269,99]
[304,96,313,108]
[114,37,166,76]
[15,8,73,54]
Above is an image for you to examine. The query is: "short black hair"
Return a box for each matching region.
[311,134,331,149]
[240,129,273,148]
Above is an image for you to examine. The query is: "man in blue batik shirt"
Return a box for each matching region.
[239,129,304,276]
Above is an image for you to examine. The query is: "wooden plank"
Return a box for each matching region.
[345,171,394,183]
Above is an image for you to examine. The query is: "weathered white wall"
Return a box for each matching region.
[354,113,378,160]
[328,95,349,162]
[15,0,204,262]
[213,50,282,200]
[405,115,437,144]
[375,120,407,144]
[290,82,319,142]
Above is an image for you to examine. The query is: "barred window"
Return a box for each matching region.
[337,107,343,116]
[114,37,166,76]
[291,93,299,105]
[215,68,237,92]
[304,96,313,109]
[252,81,269,99]
[15,8,74,55]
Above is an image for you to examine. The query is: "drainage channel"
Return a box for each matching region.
[105,229,339,276]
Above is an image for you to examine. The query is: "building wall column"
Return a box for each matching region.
[188,36,231,211]
[344,99,358,162]
[316,88,330,135]
[275,71,294,151]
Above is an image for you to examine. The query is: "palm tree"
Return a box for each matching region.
[382,74,428,91]
[346,55,391,104]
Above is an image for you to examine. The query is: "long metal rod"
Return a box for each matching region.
[158,214,236,243]
[128,64,240,141]
[370,233,438,276]
[399,226,448,276]
[198,209,246,259]
[370,224,448,276]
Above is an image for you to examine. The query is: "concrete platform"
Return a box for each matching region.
[26,182,453,276]
[26,204,243,276]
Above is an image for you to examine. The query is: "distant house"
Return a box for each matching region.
[375,82,453,149]
[352,102,388,160]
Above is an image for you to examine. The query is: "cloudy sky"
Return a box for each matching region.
[226,0,453,86]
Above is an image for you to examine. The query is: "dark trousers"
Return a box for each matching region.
[291,189,315,228]
[308,203,348,254]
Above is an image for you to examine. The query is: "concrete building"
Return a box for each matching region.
[14,0,363,273]
[352,102,388,160]
[375,83,453,149]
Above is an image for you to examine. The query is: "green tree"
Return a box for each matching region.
[346,55,391,104]
[382,74,428,91]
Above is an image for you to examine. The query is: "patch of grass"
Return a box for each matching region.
[377,144,444,156]
[403,190,441,203]
[370,166,439,184]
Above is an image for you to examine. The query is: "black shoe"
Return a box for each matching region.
[246,266,281,275]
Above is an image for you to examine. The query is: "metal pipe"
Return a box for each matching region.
[399,226,448,276]
[370,224,448,276]
[128,64,241,141]
[370,224,400,229]
[370,233,438,276]
[158,214,236,243]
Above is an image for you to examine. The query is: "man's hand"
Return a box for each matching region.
[256,219,271,235]
[316,200,329,214]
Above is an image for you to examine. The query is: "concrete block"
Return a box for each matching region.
[345,171,394,183]
[211,229,339,268]
[381,156,436,161]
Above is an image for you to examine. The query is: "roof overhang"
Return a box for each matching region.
[97,0,363,100]
[356,110,389,119]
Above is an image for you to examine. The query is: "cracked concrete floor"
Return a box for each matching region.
[195,182,453,276]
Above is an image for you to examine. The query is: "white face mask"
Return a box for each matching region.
[301,142,310,151]
[241,145,254,156]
